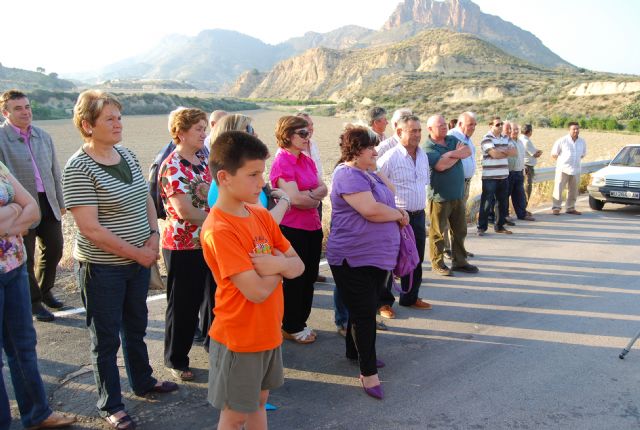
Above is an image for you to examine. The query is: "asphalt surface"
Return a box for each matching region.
[5,197,640,429]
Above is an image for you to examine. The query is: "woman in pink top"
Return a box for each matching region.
[270,116,328,344]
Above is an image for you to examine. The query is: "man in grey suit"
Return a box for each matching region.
[0,90,65,321]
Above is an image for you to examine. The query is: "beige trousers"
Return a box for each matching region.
[552,171,579,211]
[444,179,471,253]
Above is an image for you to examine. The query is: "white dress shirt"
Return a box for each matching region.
[551,135,587,175]
[447,128,476,179]
[375,134,399,158]
[376,143,430,211]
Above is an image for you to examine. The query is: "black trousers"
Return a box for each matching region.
[399,210,426,306]
[280,226,323,334]
[162,248,210,370]
[198,273,217,352]
[331,262,387,377]
[23,193,63,305]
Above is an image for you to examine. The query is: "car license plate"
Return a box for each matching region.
[610,190,640,199]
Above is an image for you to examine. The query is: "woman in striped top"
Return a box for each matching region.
[63,90,177,429]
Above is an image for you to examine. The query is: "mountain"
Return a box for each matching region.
[90,30,291,91]
[381,0,572,69]
[279,25,375,52]
[234,29,542,101]
[0,64,76,92]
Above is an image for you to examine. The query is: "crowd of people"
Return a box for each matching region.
[0,89,588,429]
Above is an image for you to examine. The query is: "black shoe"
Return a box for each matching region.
[32,303,55,322]
[494,228,513,235]
[466,251,475,258]
[42,292,64,309]
[504,220,516,226]
[451,264,479,274]
[443,250,452,260]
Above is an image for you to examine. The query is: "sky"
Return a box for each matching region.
[1,0,638,76]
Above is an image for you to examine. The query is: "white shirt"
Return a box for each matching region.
[551,135,587,175]
[204,135,212,151]
[376,143,430,211]
[447,128,476,179]
[302,139,323,181]
[375,134,399,158]
[520,135,539,167]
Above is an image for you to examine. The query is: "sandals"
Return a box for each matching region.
[105,412,136,429]
[167,367,194,381]
[282,327,316,344]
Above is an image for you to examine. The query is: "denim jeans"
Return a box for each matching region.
[78,262,156,417]
[399,210,426,306]
[333,286,349,328]
[0,264,52,429]
[478,178,509,231]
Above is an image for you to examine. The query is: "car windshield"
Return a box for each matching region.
[610,146,640,167]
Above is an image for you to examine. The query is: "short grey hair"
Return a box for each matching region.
[397,114,420,128]
[367,106,387,126]
[458,111,476,124]
[391,108,413,127]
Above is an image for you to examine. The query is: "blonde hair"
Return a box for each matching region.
[169,108,207,144]
[209,113,253,145]
[73,90,122,140]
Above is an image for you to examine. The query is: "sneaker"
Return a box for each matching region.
[443,250,452,260]
[432,264,452,276]
[410,298,432,310]
[378,305,395,319]
[451,264,479,274]
[552,208,561,215]
[566,209,582,215]
[476,229,486,237]
[494,228,513,235]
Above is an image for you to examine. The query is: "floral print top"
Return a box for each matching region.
[159,150,211,250]
[0,161,26,273]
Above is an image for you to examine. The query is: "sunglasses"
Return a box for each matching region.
[246,124,255,135]
[493,122,504,127]
[293,129,310,139]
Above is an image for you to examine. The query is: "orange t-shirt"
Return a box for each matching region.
[201,205,291,352]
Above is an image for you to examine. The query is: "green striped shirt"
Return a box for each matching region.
[63,145,150,264]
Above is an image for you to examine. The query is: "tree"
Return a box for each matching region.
[48,72,58,79]
[36,67,45,73]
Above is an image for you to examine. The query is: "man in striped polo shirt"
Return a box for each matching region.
[477,117,517,236]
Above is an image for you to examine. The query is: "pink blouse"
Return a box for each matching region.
[269,148,321,231]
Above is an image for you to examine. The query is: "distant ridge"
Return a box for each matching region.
[0,64,75,92]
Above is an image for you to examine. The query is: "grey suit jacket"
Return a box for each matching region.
[0,121,65,225]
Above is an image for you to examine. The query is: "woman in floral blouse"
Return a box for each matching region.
[159,108,212,381]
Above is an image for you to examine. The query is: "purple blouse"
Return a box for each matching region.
[326,164,400,270]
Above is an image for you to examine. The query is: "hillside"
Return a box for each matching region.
[0,64,75,92]
[230,29,542,100]
[381,0,572,69]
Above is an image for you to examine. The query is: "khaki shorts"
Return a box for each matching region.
[208,340,284,413]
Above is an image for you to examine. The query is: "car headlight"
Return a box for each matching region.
[591,176,605,186]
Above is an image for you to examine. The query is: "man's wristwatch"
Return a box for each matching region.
[150,229,160,236]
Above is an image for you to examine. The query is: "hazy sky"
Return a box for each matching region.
[2,0,638,76]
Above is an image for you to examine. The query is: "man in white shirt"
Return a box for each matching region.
[377,115,432,310]
[376,108,412,158]
[520,124,542,213]
[444,111,477,259]
[551,122,587,215]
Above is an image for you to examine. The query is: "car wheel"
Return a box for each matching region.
[589,195,605,211]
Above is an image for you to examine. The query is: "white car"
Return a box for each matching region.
[587,144,640,210]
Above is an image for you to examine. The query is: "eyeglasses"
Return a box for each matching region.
[293,129,310,139]
[246,124,255,135]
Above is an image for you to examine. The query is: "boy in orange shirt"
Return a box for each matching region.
[201,130,304,430]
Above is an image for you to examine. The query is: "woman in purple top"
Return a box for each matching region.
[270,115,328,344]
[327,126,408,400]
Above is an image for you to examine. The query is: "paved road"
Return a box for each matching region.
[6,198,640,429]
